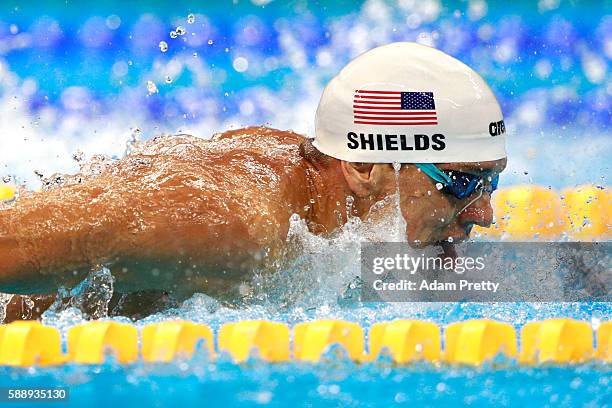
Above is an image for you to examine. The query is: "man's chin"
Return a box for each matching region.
[405,236,458,259]
[405,227,470,255]
[404,237,459,260]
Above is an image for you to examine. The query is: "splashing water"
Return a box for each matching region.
[146,80,158,94]
[392,161,403,223]
[0,293,12,321]
[249,199,407,312]
[43,266,116,321]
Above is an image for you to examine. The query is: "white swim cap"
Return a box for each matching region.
[313,42,507,163]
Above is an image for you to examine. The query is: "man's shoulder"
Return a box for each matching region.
[210,126,308,146]
[207,126,313,166]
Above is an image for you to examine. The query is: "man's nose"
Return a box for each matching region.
[457,193,494,227]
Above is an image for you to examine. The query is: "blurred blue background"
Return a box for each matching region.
[0,0,610,187]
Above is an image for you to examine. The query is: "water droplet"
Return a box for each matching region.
[72,150,84,162]
[34,170,44,179]
[176,26,186,36]
[435,182,444,190]
[233,57,249,72]
[165,75,172,84]
[192,52,198,57]
[146,80,158,94]
[447,237,454,243]
[187,14,195,24]
[208,39,214,45]
[170,31,178,39]
[591,316,601,330]
[106,15,121,30]
[158,41,168,52]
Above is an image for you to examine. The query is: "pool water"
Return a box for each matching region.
[1,302,610,407]
[2,354,610,407]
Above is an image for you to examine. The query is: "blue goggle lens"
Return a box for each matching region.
[441,170,499,199]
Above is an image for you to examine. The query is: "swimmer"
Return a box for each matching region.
[0,43,507,321]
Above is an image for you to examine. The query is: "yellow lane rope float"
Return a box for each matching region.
[0,318,609,367]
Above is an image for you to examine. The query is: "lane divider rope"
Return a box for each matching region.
[0,318,609,367]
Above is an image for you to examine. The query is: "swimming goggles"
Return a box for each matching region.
[415,163,499,199]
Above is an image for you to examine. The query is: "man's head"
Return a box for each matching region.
[310,42,508,248]
[301,139,505,246]
[339,158,506,246]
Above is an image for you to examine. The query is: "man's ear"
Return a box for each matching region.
[340,161,386,197]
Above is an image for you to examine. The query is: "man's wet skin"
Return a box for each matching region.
[0,126,505,320]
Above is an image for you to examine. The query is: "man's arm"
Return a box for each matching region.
[0,167,136,293]
[1,290,178,323]
[0,153,207,294]
[0,150,289,296]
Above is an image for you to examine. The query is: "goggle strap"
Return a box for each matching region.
[414,163,452,185]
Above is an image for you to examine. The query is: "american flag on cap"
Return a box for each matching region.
[353,90,438,125]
